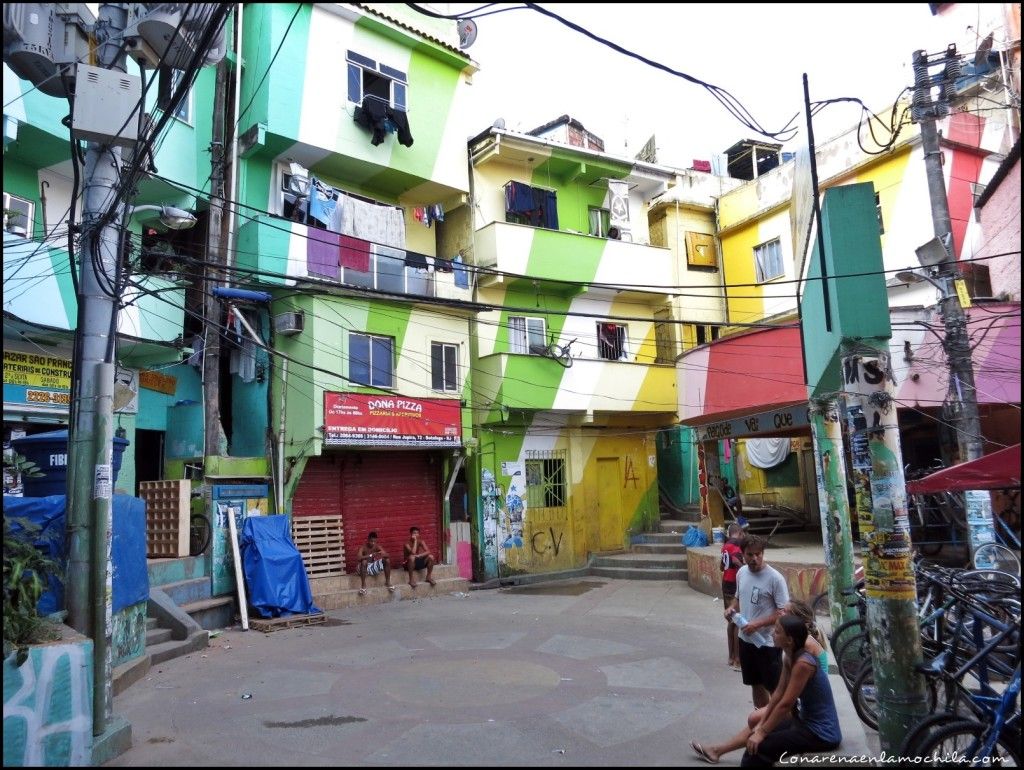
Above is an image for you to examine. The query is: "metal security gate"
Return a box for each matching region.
[340,451,441,574]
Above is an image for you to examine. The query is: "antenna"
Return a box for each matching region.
[457,18,478,49]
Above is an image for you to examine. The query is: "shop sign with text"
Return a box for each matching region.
[324,393,461,447]
[695,405,811,442]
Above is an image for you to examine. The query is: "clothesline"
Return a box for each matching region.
[357,93,411,112]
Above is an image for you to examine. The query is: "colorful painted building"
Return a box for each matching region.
[677,32,1021,527]
[3,12,211,498]
[466,119,682,579]
[229,3,479,575]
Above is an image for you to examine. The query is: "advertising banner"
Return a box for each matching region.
[324,393,461,447]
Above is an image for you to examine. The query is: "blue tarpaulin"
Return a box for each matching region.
[240,515,319,618]
[111,495,149,613]
[3,494,149,614]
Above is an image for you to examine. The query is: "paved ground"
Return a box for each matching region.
[106,578,866,767]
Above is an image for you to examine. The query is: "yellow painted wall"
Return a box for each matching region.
[734,439,806,512]
[496,430,656,573]
[720,208,792,324]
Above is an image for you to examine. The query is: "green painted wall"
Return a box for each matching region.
[804,183,892,397]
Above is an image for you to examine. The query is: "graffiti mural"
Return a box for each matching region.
[3,636,93,766]
[481,469,499,564]
[111,602,147,667]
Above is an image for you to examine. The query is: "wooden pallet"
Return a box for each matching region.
[139,479,191,557]
[292,515,345,577]
[249,612,327,633]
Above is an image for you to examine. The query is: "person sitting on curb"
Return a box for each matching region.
[356,531,395,596]
[689,615,841,765]
[403,526,436,588]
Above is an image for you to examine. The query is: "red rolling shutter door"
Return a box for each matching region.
[341,451,441,574]
[291,456,342,517]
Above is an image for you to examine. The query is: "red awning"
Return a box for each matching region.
[906,444,1022,494]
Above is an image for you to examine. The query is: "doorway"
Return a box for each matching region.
[135,429,165,494]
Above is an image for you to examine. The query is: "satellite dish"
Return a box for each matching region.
[457,18,478,49]
[493,118,506,130]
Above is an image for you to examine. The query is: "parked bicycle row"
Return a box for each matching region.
[827,560,1020,764]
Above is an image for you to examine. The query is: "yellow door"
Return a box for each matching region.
[597,457,622,551]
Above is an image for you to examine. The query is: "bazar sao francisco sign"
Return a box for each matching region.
[324,392,461,447]
[696,405,811,442]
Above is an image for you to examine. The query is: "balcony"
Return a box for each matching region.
[472,221,674,300]
[475,350,676,415]
[235,215,471,303]
[3,232,183,341]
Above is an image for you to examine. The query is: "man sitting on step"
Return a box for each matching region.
[403,526,437,588]
[356,531,396,596]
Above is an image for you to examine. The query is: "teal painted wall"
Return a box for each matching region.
[804,183,892,396]
[2,630,93,766]
[230,315,271,457]
[655,426,699,507]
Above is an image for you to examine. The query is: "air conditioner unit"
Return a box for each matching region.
[274,311,304,336]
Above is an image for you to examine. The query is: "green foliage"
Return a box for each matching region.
[5,451,45,479]
[3,515,63,665]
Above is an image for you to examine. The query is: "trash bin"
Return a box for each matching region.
[12,429,129,497]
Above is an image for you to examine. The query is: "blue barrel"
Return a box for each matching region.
[12,430,129,497]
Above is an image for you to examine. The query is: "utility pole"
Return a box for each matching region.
[202,55,230,459]
[911,47,997,555]
[65,1,128,737]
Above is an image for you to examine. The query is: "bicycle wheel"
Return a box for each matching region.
[836,631,871,690]
[915,719,1021,768]
[973,544,1021,577]
[900,713,963,759]
[830,617,866,656]
[189,513,211,557]
[852,664,878,730]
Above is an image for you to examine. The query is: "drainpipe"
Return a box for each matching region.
[91,362,115,735]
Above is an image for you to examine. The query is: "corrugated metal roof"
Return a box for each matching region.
[353,2,470,60]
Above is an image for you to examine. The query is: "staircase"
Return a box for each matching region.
[113,555,224,695]
[590,507,698,580]
[740,505,807,538]
[309,562,470,611]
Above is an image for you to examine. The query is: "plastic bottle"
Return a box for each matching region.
[731,612,749,628]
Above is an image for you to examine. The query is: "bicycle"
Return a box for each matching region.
[189,511,212,557]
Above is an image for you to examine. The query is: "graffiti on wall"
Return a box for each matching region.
[502,464,526,550]
[623,456,639,489]
[2,639,92,766]
[111,602,147,667]
[530,526,565,557]
[481,469,499,563]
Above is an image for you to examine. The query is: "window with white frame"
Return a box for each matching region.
[596,322,628,360]
[431,342,459,392]
[347,51,407,111]
[588,206,610,238]
[753,238,784,283]
[508,316,546,355]
[349,333,394,388]
[3,192,33,237]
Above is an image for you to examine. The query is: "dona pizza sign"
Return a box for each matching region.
[324,393,462,447]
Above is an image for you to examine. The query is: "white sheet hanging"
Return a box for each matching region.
[745,437,790,469]
[332,192,406,249]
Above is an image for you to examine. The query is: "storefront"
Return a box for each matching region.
[291,393,462,573]
[3,348,73,494]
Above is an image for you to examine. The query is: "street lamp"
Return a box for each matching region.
[130,204,197,230]
[893,268,948,292]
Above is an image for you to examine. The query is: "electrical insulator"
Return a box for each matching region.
[940,45,962,107]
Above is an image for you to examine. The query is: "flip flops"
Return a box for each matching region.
[427,578,437,587]
[387,585,396,593]
[357,588,367,596]
[690,741,718,765]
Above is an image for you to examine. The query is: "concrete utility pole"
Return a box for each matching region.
[808,399,857,629]
[843,347,930,752]
[202,55,230,458]
[65,1,129,737]
[911,47,997,556]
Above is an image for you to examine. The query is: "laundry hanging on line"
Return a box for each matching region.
[353,96,414,147]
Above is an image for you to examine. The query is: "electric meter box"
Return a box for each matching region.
[71,63,143,148]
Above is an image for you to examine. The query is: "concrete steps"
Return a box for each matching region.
[309,563,470,611]
[589,552,688,581]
